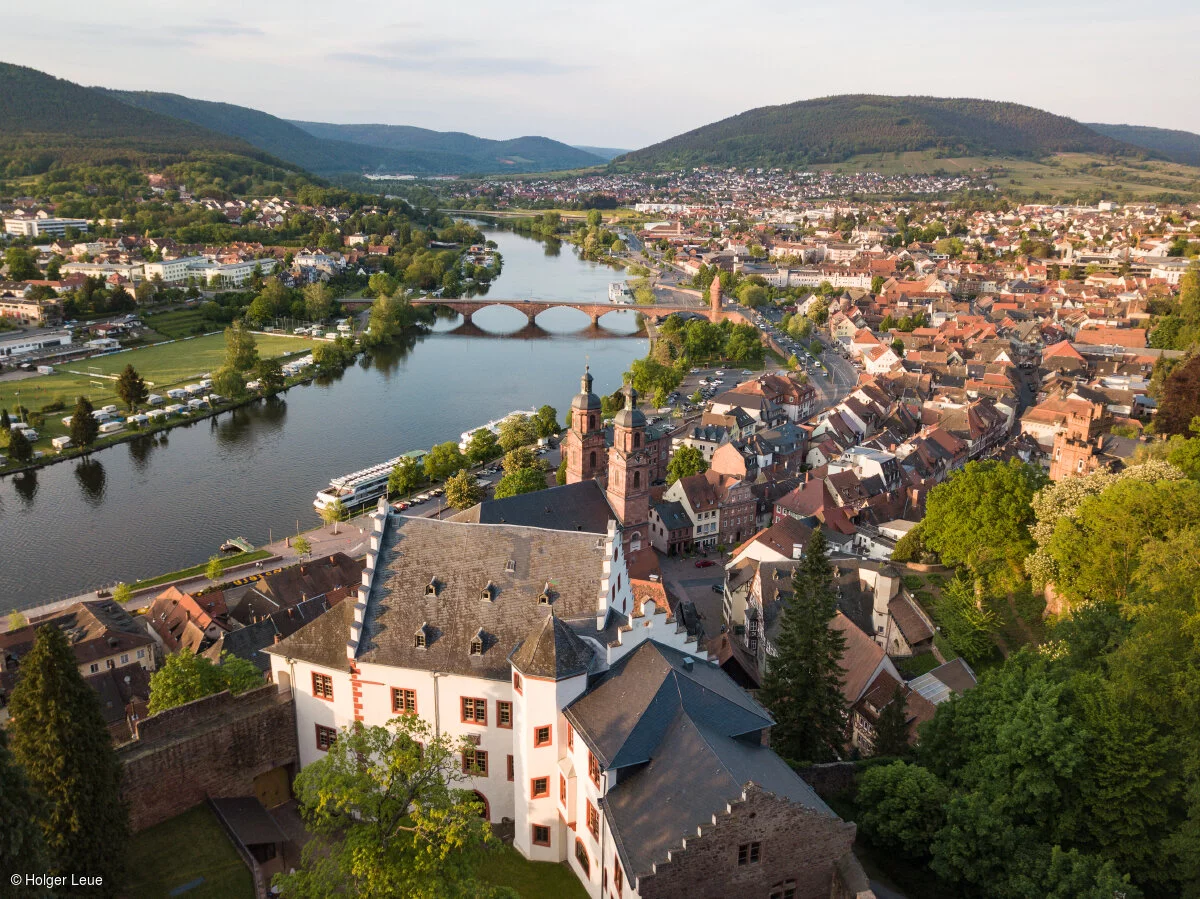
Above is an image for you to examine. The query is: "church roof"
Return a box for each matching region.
[451,479,613,533]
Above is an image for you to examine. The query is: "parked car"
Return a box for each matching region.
[711,584,724,594]
[695,559,716,568]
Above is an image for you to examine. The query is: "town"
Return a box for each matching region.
[2,28,1200,899]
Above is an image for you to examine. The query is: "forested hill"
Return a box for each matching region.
[615,95,1145,170]
[0,61,297,178]
[289,121,605,173]
[102,90,476,176]
[1086,122,1200,167]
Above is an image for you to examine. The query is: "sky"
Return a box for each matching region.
[6,0,1200,149]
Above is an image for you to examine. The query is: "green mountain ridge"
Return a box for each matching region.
[614,95,1147,170]
[0,61,299,179]
[1085,122,1200,167]
[288,120,605,173]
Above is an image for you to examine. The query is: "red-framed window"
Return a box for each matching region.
[588,750,601,787]
[461,696,487,725]
[586,800,599,839]
[534,724,552,748]
[312,672,334,700]
[315,724,337,752]
[531,776,550,799]
[614,859,624,896]
[497,700,513,728]
[513,671,523,694]
[391,687,416,714]
[462,748,488,776]
[567,722,574,750]
[575,838,590,876]
[560,773,567,804]
[532,824,551,847]
[507,754,514,782]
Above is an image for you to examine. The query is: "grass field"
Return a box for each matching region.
[143,308,213,339]
[478,845,588,899]
[126,805,255,899]
[0,333,311,448]
[129,549,273,592]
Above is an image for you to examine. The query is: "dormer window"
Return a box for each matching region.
[505,559,515,573]
[480,582,494,602]
[469,628,486,656]
[415,623,428,648]
[425,578,438,597]
[537,583,554,605]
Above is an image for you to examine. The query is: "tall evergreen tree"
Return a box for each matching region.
[0,727,48,889]
[7,625,128,896]
[70,395,99,449]
[7,425,32,463]
[872,685,912,757]
[758,529,848,765]
[114,364,148,411]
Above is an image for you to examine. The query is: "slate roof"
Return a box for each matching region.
[652,500,692,532]
[510,614,598,680]
[452,479,613,534]
[269,517,609,681]
[583,644,833,880]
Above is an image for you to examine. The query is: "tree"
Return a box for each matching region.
[737,284,767,308]
[556,457,568,485]
[206,554,224,580]
[147,650,263,715]
[533,405,559,439]
[255,356,285,393]
[213,366,246,399]
[4,246,38,280]
[502,446,540,474]
[496,414,538,452]
[7,426,32,463]
[70,395,100,449]
[444,469,483,510]
[872,686,912,757]
[293,535,312,556]
[1156,352,1200,436]
[303,282,334,323]
[7,625,128,894]
[223,319,259,373]
[464,429,500,466]
[389,457,424,496]
[757,530,848,765]
[321,498,349,534]
[423,442,466,482]
[6,608,27,631]
[274,716,507,899]
[0,726,48,882]
[856,761,947,858]
[112,583,131,605]
[494,467,548,499]
[115,364,148,411]
[666,444,708,484]
[935,574,1000,663]
[921,459,1047,588]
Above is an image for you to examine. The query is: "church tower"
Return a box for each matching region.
[564,366,606,484]
[606,385,651,561]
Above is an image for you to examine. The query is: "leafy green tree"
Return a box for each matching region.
[223,319,259,373]
[494,466,548,499]
[666,444,708,484]
[70,395,100,449]
[255,356,285,393]
[6,425,32,463]
[6,609,28,631]
[533,405,559,439]
[7,625,129,895]
[293,535,312,556]
[0,726,48,882]
[935,574,1000,663]
[444,470,483,510]
[206,554,223,580]
[1155,352,1200,436]
[147,650,263,715]
[111,583,131,605]
[556,457,568,485]
[872,685,912,757]
[4,246,38,280]
[274,716,509,899]
[496,414,538,452]
[115,364,148,411]
[303,282,334,323]
[389,457,424,496]
[757,529,847,765]
[737,284,767,308]
[321,498,349,534]
[424,442,466,481]
[921,459,1047,588]
[856,761,947,857]
[464,429,500,466]
[213,366,246,399]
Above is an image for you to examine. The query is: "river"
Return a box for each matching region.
[0,226,645,611]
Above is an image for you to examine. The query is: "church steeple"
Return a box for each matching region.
[606,384,650,562]
[564,364,605,484]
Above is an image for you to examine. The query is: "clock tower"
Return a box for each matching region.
[564,366,606,484]
[606,385,651,561]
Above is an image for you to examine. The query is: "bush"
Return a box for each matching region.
[856,762,948,859]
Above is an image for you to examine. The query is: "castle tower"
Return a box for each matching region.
[709,274,722,318]
[606,385,651,561]
[564,366,606,484]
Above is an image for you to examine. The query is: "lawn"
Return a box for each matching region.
[125,805,255,899]
[478,845,588,899]
[128,549,273,592]
[143,308,213,339]
[0,333,311,446]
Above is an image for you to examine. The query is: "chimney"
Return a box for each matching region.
[682,657,694,672]
[273,633,281,644]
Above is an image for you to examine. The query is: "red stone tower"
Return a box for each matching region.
[564,366,606,484]
[709,274,722,318]
[606,385,651,561]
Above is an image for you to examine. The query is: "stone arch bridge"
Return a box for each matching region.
[409,296,720,326]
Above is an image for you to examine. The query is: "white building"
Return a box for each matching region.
[4,215,90,237]
[0,329,72,358]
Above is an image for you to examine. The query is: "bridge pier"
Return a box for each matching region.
[459,309,472,324]
[591,312,602,327]
[526,311,538,325]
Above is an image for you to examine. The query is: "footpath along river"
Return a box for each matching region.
[0,225,646,611]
